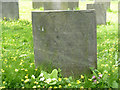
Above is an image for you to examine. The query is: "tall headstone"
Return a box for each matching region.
[32,10,97,77]
[94,0,110,10]
[87,4,106,25]
[32,0,79,10]
[0,0,19,20]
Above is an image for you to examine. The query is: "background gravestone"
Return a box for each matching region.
[32,0,79,10]
[94,0,110,10]
[87,4,106,25]
[32,10,97,77]
[0,0,19,20]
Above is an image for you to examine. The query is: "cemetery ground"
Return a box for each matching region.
[0,1,119,89]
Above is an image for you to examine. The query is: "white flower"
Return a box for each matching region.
[52,78,57,81]
[15,69,18,72]
[40,77,45,81]
[31,75,35,79]
[39,73,43,77]
[24,79,29,83]
[45,78,51,84]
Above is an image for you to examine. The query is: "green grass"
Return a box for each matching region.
[0,1,118,89]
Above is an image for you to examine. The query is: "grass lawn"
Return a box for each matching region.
[0,1,118,89]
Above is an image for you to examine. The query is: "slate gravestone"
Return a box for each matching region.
[0,0,19,20]
[0,1,1,18]
[87,4,106,25]
[32,10,97,77]
[32,0,79,10]
[94,0,110,10]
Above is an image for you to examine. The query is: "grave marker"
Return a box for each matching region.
[32,10,97,77]
[0,0,19,20]
[32,0,79,10]
[94,0,110,10]
[87,4,106,25]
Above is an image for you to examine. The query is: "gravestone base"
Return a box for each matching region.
[87,4,106,25]
[32,10,97,78]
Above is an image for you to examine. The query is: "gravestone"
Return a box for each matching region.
[87,4,106,25]
[32,0,79,10]
[94,0,110,10]
[0,0,19,20]
[32,10,97,77]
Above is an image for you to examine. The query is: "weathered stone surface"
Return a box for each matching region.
[87,4,106,25]
[0,0,19,20]
[94,0,110,10]
[32,0,79,10]
[32,10,97,77]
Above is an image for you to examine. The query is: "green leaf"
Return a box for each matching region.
[49,69,58,79]
[111,81,118,88]
[41,70,49,79]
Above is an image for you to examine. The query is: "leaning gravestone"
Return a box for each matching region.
[87,4,106,25]
[32,10,97,77]
[0,0,19,20]
[94,0,110,10]
[32,0,79,10]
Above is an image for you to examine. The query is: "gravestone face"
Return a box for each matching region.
[87,4,106,25]
[94,0,110,10]
[32,10,97,77]
[32,0,79,10]
[0,0,19,20]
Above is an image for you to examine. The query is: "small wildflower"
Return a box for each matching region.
[33,86,36,88]
[59,85,62,88]
[49,86,52,88]
[68,83,71,86]
[97,81,99,84]
[25,75,28,79]
[15,69,18,72]
[101,64,104,67]
[99,74,102,78]
[39,73,43,77]
[58,78,62,81]
[81,75,84,79]
[94,80,97,83]
[98,72,101,75]
[34,81,38,84]
[104,70,108,74]
[38,85,40,88]
[45,78,51,84]
[52,78,57,81]
[88,79,92,81]
[92,76,96,79]
[3,81,5,84]
[80,86,84,88]
[77,80,81,84]
[31,75,35,79]
[54,86,57,89]
[105,64,108,67]
[21,79,24,81]
[64,77,68,80]
[19,62,22,65]
[0,86,5,89]
[98,77,101,79]
[22,87,24,89]
[24,79,29,83]
[40,77,45,81]
[1,69,5,73]
[25,69,28,72]
[35,69,38,71]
